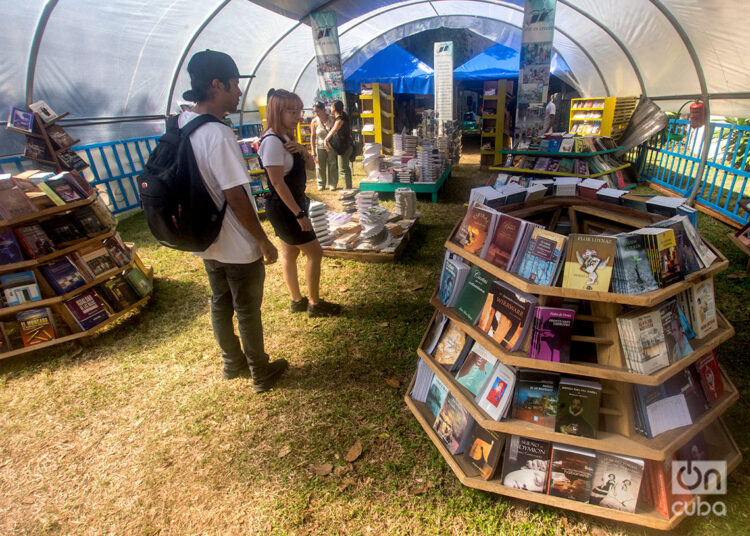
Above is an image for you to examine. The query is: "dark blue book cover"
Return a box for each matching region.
[0,231,24,265]
[39,257,87,295]
[63,289,109,330]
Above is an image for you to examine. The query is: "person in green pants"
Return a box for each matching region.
[310,102,338,190]
[324,100,353,190]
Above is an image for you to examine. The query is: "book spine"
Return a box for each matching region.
[37,182,66,206]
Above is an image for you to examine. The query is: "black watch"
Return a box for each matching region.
[295,210,306,219]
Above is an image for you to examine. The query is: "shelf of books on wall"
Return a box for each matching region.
[237,141,269,216]
[405,196,740,530]
[359,83,394,154]
[0,168,153,359]
[296,114,313,153]
[480,80,507,167]
[568,97,638,140]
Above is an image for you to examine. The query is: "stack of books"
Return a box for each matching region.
[308,201,332,246]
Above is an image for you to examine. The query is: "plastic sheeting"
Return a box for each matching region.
[2,0,750,155]
[344,43,433,94]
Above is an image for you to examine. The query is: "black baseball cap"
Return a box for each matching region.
[182,49,253,101]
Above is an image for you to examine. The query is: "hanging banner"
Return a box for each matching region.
[514,0,557,140]
[434,41,454,126]
[310,11,345,104]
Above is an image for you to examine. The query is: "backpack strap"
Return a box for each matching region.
[180,114,224,136]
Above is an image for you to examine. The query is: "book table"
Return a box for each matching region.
[359,165,451,203]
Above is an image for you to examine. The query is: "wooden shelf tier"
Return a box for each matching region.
[488,163,630,179]
[405,378,741,530]
[0,191,99,228]
[497,147,622,157]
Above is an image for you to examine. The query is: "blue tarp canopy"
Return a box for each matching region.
[453,43,519,81]
[344,43,433,95]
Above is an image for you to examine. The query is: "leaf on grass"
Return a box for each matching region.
[344,440,362,463]
[378,321,390,328]
[311,463,333,476]
[385,376,400,389]
[409,285,424,292]
[410,485,429,495]
[278,445,292,458]
[338,477,357,492]
[333,465,351,477]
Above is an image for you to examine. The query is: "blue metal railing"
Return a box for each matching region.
[634,118,750,227]
[0,121,264,215]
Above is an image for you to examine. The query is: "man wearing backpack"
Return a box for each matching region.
[179,49,287,392]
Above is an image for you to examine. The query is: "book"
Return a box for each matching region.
[0,322,11,353]
[13,224,57,258]
[513,228,567,286]
[433,392,475,455]
[423,311,448,355]
[425,376,449,420]
[501,435,551,493]
[680,277,718,338]
[410,359,435,404]
[71,206,107,236]
[63,289,110,330]
[561,234,617,292]
[123,267,152,298]
[476,360,516,420]
[529,307,576,362]
[1,270,42,306]
[6,106,35,134]
[432,321,470,370]
[45,124,76,148]
[484,214,529,271]
[694,350,724,405]
[547,444,596,502]
[103,233,131,267]
[638,228,684,288]
[453,265,493,325]
[453,203,498,258]
[45,177,85,203]
[611,233,659,295]
[454,341,498,396]
[461,422,505,480]
[41,215,86,245]
[555,377,601,438]
[439,256,470,308]
[57,148,88,171]
[656,299,692,363]
[73,243,118,279]
[17,307,57,347]
[0,179,38,220]
[476,280,537,352]
[648,217,702,275]
[617,307,671,374]
[512,370,559,428]
[39,256,88,295]
[0,231,25,265]
[98,276,141,312]
[37,181,66,206]
[24,137,53,162]
[588,452,645,512]
[28,100,59,124]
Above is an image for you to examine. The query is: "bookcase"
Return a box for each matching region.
[295,114,313,153]
[359,83,394,154]
[406,197,740,530]
[569,97,638,140]
[480,80,507,167]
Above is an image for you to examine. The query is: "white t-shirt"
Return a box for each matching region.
[258,129,293,175]
[543,101,556,132]
[178,111,261,264]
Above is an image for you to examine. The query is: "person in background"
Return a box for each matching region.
[543,93,557,133]
[259,89,342,317]
[325,100,353,190]
[309,102,338,191]
[395,99,412,133]
[179,49,287,392]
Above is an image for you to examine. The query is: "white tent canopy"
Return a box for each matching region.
[2,0,749,155]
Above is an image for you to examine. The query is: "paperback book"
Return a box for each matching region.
[39,256,88,295]
[513,228,567,286]
[6,106,35,134]
[63,289,110,330]
[123,267,152,298]
[432,321,470,370]
[410,359,435,404]
[555,377,601,438]
[476,280,537,352]
[546,444,596,502]
[73,243,119,279]
[0,231,24,265]
[562,234,617,292]
[694,350,723,405]
[501,435,551,493]
[13,224,57,258]
[453,203,498,258]
[439,256,470,308]
[1,270,42,306]
[512,370,559,428]
[454,341,498,396]
[98,276,141,312]
[41,215,86,245]
[678,277,717,338]
[616,307,671,374]
[17,307,57,347]
[461,422,505,480]
[611,233,659,295]
[433,392,475,455]
[529,307,576,362]
[453,265,494,325]
[0,180,38,220]
[28,100,59,123]
[484,214,529,271]
[425,375,449,421]
[588,452,645,512]
[476,360,516,421]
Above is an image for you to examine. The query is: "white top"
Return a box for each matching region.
[543,101,556,132]
[178,111,261,264]
[258,128,293,175]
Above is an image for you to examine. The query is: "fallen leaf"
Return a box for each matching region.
[339,286,350,292]
[278,445,292,458]
[385,376,400,389]
[378,321,390,327]
[727,273,747,279]
[409,285,424,292]
[344,440,363,463]
[333,465,350,477]
[410,485,429,495]
[311,463,333,476]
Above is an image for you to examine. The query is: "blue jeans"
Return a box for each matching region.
[203,259,268,374]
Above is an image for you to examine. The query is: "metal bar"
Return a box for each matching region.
[26,0,58,105]
[649,92,750,101]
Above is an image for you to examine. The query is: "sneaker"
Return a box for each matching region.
[222,366,252,380]
[290,296,309,313]
[307,299,342,317]
[252,359,289,393]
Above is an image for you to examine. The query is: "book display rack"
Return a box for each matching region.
[569,97,638,140]
[406,197,740,530]
[296,114,313,153]
[480,80,508,167]
[359,83,394,154]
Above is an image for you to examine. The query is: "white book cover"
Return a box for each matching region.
[477,361,516,421]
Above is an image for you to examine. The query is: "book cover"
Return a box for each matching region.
[529,307,576,362]
[28,100,59,123]
[611,233,658,295]
[42,216,86,245]
[99,276,141,312]
[71,206,107,236]
[547,444,596,502]
[512,370,559,428]
[39,257,87,295]
[652,229,683,287]
[37,182,66,206]
[695,351,723,404]
[439,257,469,308]
[461,422,505,480]
[454,265,493,325]
[46,177,84,203]
[453,203,497,258]
[485,214,527,271]
[555,378,601,438]
[74,244,118,278]
[103,233,131,267]
[46,124,75,148]
[588,452,645,512]
[63,289,110,330]
[476,280,537,352]
[13,224,57,258]
[57,148,88,171]
[23,137,52,162]
[0,231,24,265]
[501,435,551,493]
[0,181,38,220]
[476,361,516,420]
[423,311,448,355]
[621,309,671,374]
[410,359,434,404]
[561,234,617,292]
[687,277,718,338]
[6,106,35,134]
[425,376,449,420]
[432,321,468,369]
[1,270,42,306]
[514,228,567,286]
[656,299,692,362]
[454,341,498,396]
[17,307,56,347]
[123,267,152,298]
[433,392,475,455]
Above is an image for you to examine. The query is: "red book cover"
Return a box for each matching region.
[695,351,723,404]
[13,223,57,258]
[485,214,524,270]
[17,307,56,347]
[454,204,495,257]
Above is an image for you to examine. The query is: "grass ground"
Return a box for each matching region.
[1,144,748,535]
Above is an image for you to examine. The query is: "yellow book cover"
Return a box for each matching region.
[562,234,618,292]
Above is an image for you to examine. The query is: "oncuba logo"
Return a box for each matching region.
[671,460,727,517]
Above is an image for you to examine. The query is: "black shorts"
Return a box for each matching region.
[266,195,317,246]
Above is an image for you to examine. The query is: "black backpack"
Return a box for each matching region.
[137,114,227,251]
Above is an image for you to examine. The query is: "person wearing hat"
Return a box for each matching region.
[180,49,288,392]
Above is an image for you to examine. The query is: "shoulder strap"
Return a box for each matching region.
[259,133,284,144]
[180,113,224,137]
